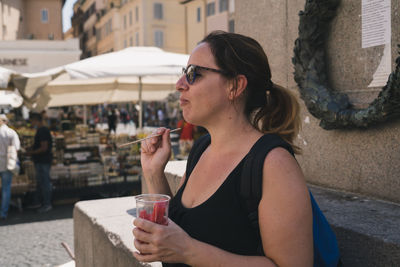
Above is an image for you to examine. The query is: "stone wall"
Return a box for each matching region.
[74,166,400,267]
[235,0,400,203]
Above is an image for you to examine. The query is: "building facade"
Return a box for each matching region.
[180,0,206,54]
[181,0,235,53]
[0,0,64,40]
[0,0,80,73]
[71,0,107,58]
[96,3,121,54]
[0,39,81,73]
[72,0,186,58]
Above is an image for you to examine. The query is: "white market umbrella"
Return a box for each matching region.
[0,66,64,111]
[1,47,189,128]
[0,67,29,109]
[64,46,188,78]
[0,66,16,89]
[60,47,188,128]
[0,90,23,108]
[45,74,178,105]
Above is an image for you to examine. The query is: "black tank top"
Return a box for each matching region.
[163,134,292,267]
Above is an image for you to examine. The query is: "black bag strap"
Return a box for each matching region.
[239,134,294,229]
[185,134,211,181]
[187,133,294,226]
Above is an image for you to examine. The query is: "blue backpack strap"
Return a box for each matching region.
[239,134,341,266]
[310,193,341,267]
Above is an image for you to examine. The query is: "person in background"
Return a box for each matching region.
[177,118,195,156]
[170,130,180,160]
[120,108,129,127]
[41,110,49,127]
[132,109,139,128]
[107,107,117,135]
[157,108,165,126]
[26,112,53,213]
[0,114,20,219]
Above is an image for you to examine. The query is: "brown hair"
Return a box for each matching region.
[201,31,301,153]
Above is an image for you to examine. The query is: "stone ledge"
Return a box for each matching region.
[309,185,400,266]
[74,196,162,267]
[74,161,400,267]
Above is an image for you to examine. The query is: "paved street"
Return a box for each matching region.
[0,122,148,267]
[0,204,75,267]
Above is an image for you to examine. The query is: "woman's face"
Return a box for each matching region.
[176,42,231,126]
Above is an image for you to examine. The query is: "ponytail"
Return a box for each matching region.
[201,31,301,153]
[252,84,301,154]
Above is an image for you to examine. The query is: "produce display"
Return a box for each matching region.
[8,123,147,199]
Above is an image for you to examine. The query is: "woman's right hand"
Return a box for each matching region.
[133,218,194,264]
[140,128,171,177]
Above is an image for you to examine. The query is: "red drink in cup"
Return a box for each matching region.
[135,194,170,225]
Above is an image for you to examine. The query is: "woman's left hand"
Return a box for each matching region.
[132,218,193,263]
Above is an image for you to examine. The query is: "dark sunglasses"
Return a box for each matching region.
[182,64,225,84]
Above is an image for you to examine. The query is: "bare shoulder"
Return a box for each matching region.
[263,147,304,183]
[259,147,313,266]
[261,146,309,213]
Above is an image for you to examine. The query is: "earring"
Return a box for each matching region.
[266,90,271,105]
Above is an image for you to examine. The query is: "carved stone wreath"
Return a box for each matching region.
[292,0,400,130]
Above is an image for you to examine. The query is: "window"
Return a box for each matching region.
[89,3,96,15]
[129,10,133,26]
[96,28,101,41]
[197,7,201,22]
[130,36,133,46]
[41,9,49,23]
[154,3,163,20]
[124,15,127,29]
[219,0,228,12]
[135,6,139,22]
[154,30,164,48]
[229,0,235,13]
[135,32,139,46]
[104,19,112,36]
[124,39,127,48]
[228,19,234,33]
[26,33,34,39]
[206,2,215,16]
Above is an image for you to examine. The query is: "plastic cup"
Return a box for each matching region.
[135,194,170,225]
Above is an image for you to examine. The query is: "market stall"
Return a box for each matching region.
[9,121,149,202]
[0,47,189,203]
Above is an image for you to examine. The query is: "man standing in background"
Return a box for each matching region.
[27,113,53,213]
[107,107,117,134]
[0,114,20,219]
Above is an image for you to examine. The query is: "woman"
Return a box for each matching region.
[133,31,339,267]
